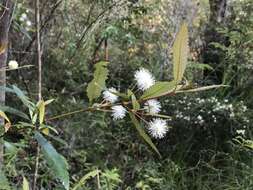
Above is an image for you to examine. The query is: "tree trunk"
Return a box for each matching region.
[0,0,13,168]
[202,0,227,84]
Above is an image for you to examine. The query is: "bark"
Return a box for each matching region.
[33,0,42,188]
[0,0,13,168]
[202,0,227,84]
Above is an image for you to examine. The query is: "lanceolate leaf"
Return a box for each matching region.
[22,177,29,190]
[128,90,140,110]
[141,81,176,100]
[37,100,45,124]
[129,112,161,157]
[87,61,109,103]
[173,22,189,83]
[0,105,29,120]
[12,85,35,110]
[176,85,228,93]
[35,132,69,190]
[0,111,10,123]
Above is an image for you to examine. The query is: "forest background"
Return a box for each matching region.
[0,0,253,189]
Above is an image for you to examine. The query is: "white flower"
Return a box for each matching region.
[111,105,127,120]
[144,99,161,114]
[197,115,203,120]
[19,13,27,22]
[103,88,118,103]
[134,68,155,90]
[26,20,32,27]
[8,60,18,69]
[236,129,245,136]
[148,119,168,139]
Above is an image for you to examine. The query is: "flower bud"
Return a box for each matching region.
[8,60,19,69]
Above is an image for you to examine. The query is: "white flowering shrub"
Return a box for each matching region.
[159,95,251,153]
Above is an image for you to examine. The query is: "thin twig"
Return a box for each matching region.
[33,0,42,189]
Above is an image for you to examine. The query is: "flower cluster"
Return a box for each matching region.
[164,96,250,136]
[19,11,32,31]
[101,68,169,139]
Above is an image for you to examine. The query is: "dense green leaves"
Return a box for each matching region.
[72,170,100,190]
[129,112,161,157]
[35,132,69,190]
[0,105,29,120]
[173,22,189,83]
[141,81,176,100]
[87,61,109,103]
[0,170,11,190]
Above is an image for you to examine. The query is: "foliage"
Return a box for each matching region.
[1,0,253,189]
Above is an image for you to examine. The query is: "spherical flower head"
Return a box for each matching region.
[148,119,168,139]
[103,88,118,103]
[8,60,18,69]
[144,99,161,114]
[26,20,32,27]
[111,105,127,120]
[19,13,27,22]
[134,68,155,91]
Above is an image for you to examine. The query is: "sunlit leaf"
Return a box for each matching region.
[87,61,109,103]
[22,176,29,190]
[0,111,10,123]
[44,99,54,105]
[173,22,189,82]
[129,112,161,157]
[141,81,176,100]
[35,132,69,190]
[42,128,49,136]
[37,100,45,124]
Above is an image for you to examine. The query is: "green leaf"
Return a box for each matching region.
[4,141,18,156]
[173,22,189,82]
[141,81,176,100]
[72,169,100,190]
[35,132,69,190]
[23,176,29,190]
[0,111,10,123]
[0,105,29,120]
[128,90,140,110]
[129,112,161,157]
[87,61,109,103]
[109,90,129,100]
[188,62,214,71]
[145,114,172,119]
[11,85,35,112]
[37,100,45,124]
[0,170,11,190]
[176,85,228,93]
[44,99,54,105]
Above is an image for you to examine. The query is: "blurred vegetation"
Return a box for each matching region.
[1,0,253,189]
